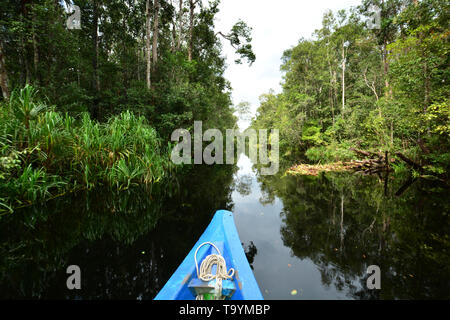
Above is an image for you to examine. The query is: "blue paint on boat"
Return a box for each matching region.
[154,210,264,300]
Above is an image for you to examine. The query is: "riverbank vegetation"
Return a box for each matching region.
[0,85,175,212]
[0,0,253,212]
[0,164,236,298]
[255,169,450,298]
[251,0,449,180]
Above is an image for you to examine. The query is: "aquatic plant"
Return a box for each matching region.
[0,86,175,213]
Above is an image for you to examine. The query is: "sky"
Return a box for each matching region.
[213,0,362,129]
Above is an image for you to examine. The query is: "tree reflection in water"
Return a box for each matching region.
[243,241,258,270]
[0,164,237,299]
[1,158,448,299]
[234,174,253,197]
[256,169,450,299]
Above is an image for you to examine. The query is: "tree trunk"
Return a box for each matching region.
[363,67,379,103]
[340,194,344,252]
[170,0,177,52]
[382,41,392,98]
[20,1,31,85]
[390,121,394,145]
[91,0,100,119]
[92,1,99,92]
[177,0,183,50]
[384,151,389,195]
[0,39,10,100]
[32,7,39,84]
[188,0,197,61]
[333,70,338,116]
[171,3,177,52]
[381,0,391,98]
[145,0,152,89]
[152,0,160,71]
[417,138,430,155]
[24,41,31,85]
[424,63,430,112]
[341,42,346,114]
[326,46,335,125]
[137,46,141,82]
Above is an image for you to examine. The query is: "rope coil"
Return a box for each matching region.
[194,242,235,300]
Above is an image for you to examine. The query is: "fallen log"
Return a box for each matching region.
[395,177,418,197]
[346,148,395,175]
[350,148,383,158]
[417,138,430,155]
[350,148,372,157]
[394,152,424,172]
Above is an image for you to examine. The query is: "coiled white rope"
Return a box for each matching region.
[194,242,235,300]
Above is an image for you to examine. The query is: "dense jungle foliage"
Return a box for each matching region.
[0,0,254,211]
[251,0,449,179]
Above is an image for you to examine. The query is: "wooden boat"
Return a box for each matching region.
[154,210,263,300]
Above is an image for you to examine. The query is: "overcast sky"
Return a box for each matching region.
[214,0,362,128]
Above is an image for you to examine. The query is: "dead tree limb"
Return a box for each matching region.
[395,152,423,172]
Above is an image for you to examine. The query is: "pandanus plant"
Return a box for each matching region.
[9,85,48,129]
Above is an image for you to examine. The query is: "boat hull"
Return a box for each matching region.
[154,210,263,300]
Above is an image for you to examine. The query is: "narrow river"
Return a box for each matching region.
[0,154,448,299]
[232,155,353,299]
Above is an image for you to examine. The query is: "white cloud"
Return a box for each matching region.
[214,0,362,129]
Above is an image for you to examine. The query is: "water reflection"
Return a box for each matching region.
[0,154,448,300]
[243,241,258,270]
[237,155,450,299]
[0,165,236,299]
[235,174,253,197]
[232,155,351,299]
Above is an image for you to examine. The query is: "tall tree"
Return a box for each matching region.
[177,0,184,50]
[341,41,347,113]
[145,0,152,89]
[152,0,160,71]
[0,39,10,100]
[91,0,100,119]
[187,0,198,61]
[31,2,39,85]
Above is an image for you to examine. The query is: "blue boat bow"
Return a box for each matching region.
[154,210,263,300]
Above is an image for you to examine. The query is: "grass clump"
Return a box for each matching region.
[0,85,175,213]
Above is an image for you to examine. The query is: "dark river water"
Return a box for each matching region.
[0,155,449,299]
